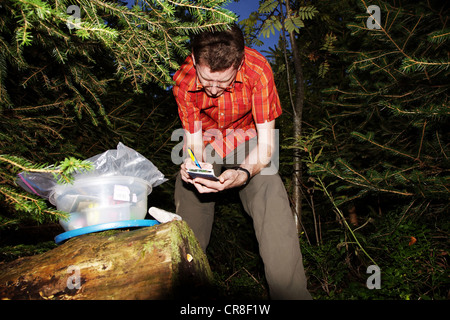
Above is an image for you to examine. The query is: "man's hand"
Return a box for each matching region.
[181,160,249,194]
[191,168,249,193]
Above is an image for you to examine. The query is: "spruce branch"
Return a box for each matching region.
[0,155,92,184]
[0,185,68,222]
[1,0,238,229]
[355,0,449,74]
[400,57,450,73]
[314,176,377,266]
[427,29,450,44]
[286,130,377,265]
[351,132,418,162]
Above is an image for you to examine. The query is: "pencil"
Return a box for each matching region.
[187,148,202,168]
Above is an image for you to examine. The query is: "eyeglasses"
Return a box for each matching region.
[196,68,237,93]
[202,82,235,92]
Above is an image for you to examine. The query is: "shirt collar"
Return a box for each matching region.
[235,64,244,84]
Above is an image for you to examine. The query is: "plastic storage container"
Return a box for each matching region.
[49,176,152,231]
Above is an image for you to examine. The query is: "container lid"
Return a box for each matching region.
[54,219,159,244]
[48,175,153,206]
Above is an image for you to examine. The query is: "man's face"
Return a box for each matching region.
[195,63,238,98]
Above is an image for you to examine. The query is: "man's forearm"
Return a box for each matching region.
[240,141,274,178]
[185,129,205,162]
[240,121,276,178]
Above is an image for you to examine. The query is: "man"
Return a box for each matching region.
[172,24,311,300]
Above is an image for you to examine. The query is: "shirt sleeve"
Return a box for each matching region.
[251,59,282,124]
[172,57,201,133]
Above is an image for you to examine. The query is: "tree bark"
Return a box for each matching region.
[285,0,305,233]
[0,220,214,300]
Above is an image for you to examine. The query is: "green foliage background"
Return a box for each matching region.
[0,0,448,300]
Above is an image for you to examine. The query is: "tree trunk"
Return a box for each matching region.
[0,220,213,300]
[286,0,305,233]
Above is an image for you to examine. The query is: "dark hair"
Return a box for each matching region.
[191,24,245,72]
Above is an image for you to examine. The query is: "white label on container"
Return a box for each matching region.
[113,185,130,202]
[132,193,137,203]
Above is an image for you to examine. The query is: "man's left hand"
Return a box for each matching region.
[191,168,248,193]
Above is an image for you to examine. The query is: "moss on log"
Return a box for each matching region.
[0,220,214,300]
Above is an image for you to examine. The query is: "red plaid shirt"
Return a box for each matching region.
[173,47,282,158]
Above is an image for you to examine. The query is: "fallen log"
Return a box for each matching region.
[0,220,214,300]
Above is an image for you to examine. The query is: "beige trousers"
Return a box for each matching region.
[174,138,311,300]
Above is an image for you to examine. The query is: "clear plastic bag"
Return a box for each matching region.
[17,142,167,200]
[72,142,166,188]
